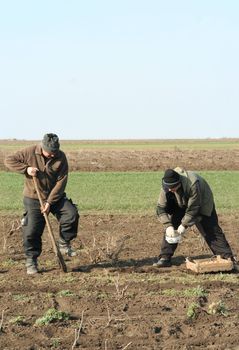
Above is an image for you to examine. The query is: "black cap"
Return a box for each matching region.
[162,169,181,188]
[42,133,60,154]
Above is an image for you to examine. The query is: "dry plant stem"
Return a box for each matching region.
[92,235,96,249]
[83,232,130,265]
[104,234,130,261]
[8,220,21,236]
[104,304,129,328]
[105,339,132,350]
[199,235,208,252]
[72,310,85,350]
[122,342,132,350]
[192,225,210,253]
[113,273,128,300]
[83,235,102,264]
[105,305,113,327]
[2,220,21,251]
[106,233,112,256]
[116,235,130,255]
[2,227,6,251]
[0,309,5,332]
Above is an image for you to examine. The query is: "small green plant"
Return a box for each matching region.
[1,258,17,268]
[187,302,200,319]
[60,275,77,283]
[44,259,55,267]
[57,290,75,297]
[46,292,54,298]
[208,301,228,316]
[35,308,70,326]
[9,315,25,325]
[183,285,208,298]
[51,338,61,348]
[162,285,208,298]
[162,289,178,297]
[95,291,108,300]
[12,294,31,302]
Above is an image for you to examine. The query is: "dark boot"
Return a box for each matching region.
[153,257,172,267]
[26,257,38,275]
[58,238,77,257]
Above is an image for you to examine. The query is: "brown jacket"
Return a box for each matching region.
[4,144,68,205]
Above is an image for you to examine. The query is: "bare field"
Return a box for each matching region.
[0,213,239,350]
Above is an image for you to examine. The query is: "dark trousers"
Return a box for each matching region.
[160,195,233,260]
[22,196,79,259]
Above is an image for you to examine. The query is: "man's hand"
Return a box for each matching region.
[165,225,182,244]
[166,226,175,237]
[27,167,39,176]
[41,202,50,215]
[177,224,186,235]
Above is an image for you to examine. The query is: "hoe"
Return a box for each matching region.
[33,176,67,273]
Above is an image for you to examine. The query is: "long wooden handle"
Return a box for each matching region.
[32,176,67,272]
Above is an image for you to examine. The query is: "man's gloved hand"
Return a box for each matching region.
[177,224,186,235]
[166,226,175,237]
[165,225,182,244]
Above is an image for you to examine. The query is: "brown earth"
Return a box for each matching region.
[66,149,239,171]
[0,212,239,350]
[0,147,239,349]
[1,148,239,171]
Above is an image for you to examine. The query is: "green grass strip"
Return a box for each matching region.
[0,171,238,214]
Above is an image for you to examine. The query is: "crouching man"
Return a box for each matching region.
[5,133,79,275]
[154,167,237,269]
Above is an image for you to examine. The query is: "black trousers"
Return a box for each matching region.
[159,194,233,260]
[22,196,79,259]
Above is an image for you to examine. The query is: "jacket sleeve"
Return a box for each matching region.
[156,189,172,227]
[181,181,201,227]
[46,157,68,205]
[4,150,29,174]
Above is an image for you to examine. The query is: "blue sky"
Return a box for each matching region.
[0,0,239,140]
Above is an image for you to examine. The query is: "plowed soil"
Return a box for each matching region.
[1,145,239,171]
[66,148,239,171]
[0,148,239,350]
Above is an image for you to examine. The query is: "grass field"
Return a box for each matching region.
[1,171,239,214]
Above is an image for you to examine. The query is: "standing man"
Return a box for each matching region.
[5,133,79,275]
[154,167,236,268]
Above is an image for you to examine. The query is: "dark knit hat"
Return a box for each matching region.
[162,169,181,188]
[42,133,60,153]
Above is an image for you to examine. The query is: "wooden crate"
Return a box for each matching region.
[185,255,233,273]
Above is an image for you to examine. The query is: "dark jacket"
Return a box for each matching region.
[157,167,214,227]
[4,144,68,205]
